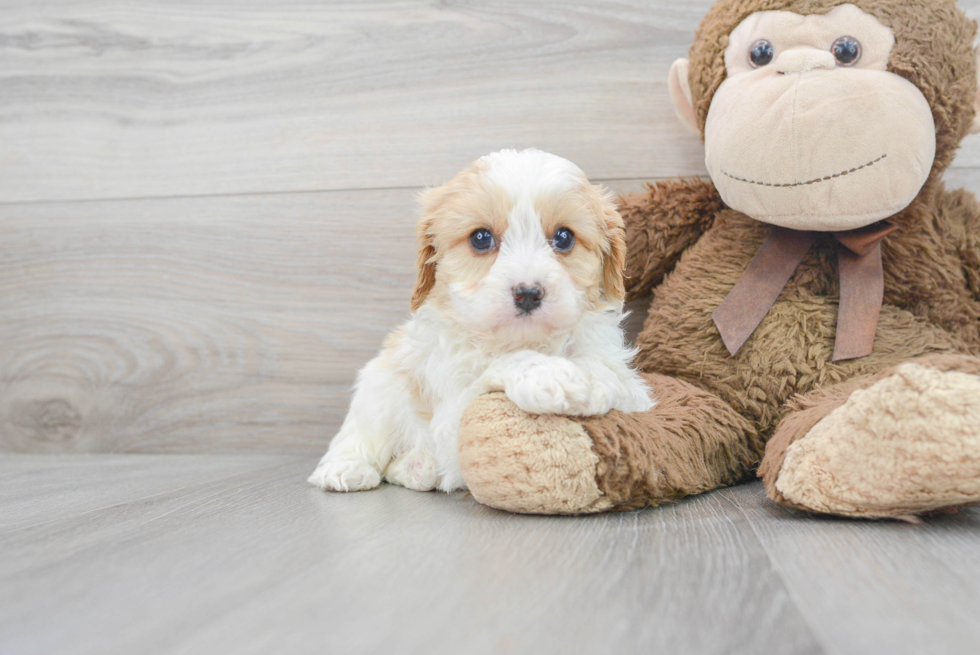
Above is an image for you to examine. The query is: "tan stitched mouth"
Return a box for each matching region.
[722,154,887,188]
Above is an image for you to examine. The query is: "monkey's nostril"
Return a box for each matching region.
[513,284,544,314]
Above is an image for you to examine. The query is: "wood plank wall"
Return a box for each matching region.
[3,0,980,453]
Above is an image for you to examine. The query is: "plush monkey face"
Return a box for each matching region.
[707,5,935,231]
[670,1,980,232]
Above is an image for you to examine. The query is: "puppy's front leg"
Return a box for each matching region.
[571,355,654,415]
[482,351,595,416]
[483,351,652,417]
[307,415,384,492]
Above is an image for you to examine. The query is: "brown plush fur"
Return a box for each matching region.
[584,374,762,510]
[622,178,725,301]
[456,0,980,517]
[632,185,980,433]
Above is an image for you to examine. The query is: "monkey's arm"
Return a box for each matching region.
[965,225,980,303]
[621,177,724,300]
[943,187,980,301]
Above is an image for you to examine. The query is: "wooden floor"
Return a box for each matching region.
[4,2,980,653]
[1,454,979,655]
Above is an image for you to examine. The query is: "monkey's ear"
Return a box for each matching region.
[971,51,980,135]
[668,58,700,135]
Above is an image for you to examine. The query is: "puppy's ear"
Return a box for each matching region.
[596,186,627,304]
[410,187,442,312]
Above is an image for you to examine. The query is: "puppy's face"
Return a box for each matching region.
[412,149,625,345]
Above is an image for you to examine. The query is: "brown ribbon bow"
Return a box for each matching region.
[712,221,898,362]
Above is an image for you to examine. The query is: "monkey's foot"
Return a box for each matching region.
[773,360,980,518]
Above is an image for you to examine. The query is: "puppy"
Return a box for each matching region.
[308,149,653,493]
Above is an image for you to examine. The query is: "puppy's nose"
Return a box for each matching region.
[513,284,544,314]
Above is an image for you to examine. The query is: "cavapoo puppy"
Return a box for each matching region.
[309,149,653,493]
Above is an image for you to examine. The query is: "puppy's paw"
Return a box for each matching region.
[384,450,440,491]
[506,356,598,416]
[308,455,382,492]
[436,468,467,493]
[616,375,656,413]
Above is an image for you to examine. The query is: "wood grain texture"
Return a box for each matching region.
[1,0,979,203]
[0,0,710,202]
[4,455,978,655]
[728,484,980,655]
[0,189,419,453]
[0,455,821,655]
[0,453,290,532]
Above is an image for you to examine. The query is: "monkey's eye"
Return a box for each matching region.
[469,228,495,252]
[552,227,575,252]
[832,36,862,66]
[749,39,775,68]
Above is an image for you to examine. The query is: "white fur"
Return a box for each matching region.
[309,150,654,494]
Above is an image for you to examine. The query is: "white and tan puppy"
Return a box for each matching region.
[308,149,653,494]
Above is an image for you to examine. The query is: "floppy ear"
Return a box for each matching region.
[410,189,441,312]
[597,187,627,304]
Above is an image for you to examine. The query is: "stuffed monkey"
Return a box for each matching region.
[457,0,980,519]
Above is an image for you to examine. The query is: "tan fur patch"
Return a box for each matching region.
[411,161,511,311]
[535,180,626,305]
[775,363,980,517]
[378,327,433,422]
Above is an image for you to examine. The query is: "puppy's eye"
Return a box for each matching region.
[832,36,862,67]
[749,39,775,68]
[551,227,575,252]
[469,228,495,252]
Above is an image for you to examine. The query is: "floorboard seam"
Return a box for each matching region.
[3,167,980,207]
[0,455,303,536]
[0,175,706,207]
[722,489,833,655]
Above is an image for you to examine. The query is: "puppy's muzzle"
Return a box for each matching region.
[513,284,544,315]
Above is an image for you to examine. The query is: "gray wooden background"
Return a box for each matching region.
[4,0,980,454]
